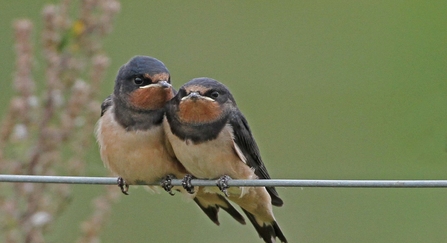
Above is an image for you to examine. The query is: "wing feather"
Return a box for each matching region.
[229,110,284,207]
[100,95,113,117]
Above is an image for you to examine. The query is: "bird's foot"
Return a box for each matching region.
[161,174,176,196]
[182,174,195,194]
[216,175,232,197]
[117,177,129,195]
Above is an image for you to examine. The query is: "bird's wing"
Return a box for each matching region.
[100,95,113,117]
[229,110,283,206]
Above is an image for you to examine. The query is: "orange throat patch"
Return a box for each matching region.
[129,87,174,110]
[178,99,222,124]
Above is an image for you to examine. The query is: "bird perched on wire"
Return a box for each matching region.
[95,56,245,226]
[163,77,287,243]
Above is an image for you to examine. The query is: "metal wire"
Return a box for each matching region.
[1,174,447,188]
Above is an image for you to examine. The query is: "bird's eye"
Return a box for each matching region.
[133,77,151,86]
[133,77,144,85]
[210,91,219,99]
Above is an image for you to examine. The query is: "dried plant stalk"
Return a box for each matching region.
[0,1,121,242]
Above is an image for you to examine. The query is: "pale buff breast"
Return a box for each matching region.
[163,119,256,181]
[96,108,183,184]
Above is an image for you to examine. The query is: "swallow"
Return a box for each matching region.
[163,77,287,243]
[95,56,245,226]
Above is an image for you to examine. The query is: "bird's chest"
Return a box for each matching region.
[96,109,171,183]
[165,122,241,179]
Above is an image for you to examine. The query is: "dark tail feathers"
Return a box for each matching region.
[266,186,284,207]
[242,208,287,243]
[194,195,246,226]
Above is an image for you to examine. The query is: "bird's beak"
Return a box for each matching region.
[181,91,200,101]
[140,80,171,89]
[181,91,214,101]
[158,80,171,89]
[188,91,200,99]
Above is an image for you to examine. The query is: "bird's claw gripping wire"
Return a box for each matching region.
[182,174,195,194]
[117,177,129,195]
[160,174,176,196]
[216,175,232,197]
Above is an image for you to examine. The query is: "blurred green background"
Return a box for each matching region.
[1,1,447,242]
